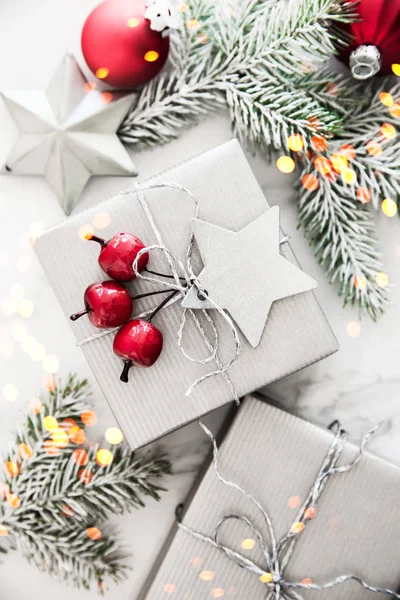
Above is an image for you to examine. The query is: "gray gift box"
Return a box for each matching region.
[144,395,400,600]
[35,140,338,450]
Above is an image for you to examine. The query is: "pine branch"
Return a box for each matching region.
[332,78,400,211]
[297,165,389,320]
[119,0,358,149]
[0,376,171,592]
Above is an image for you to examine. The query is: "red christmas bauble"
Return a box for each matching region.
[340,0,400,79]
[81,0,170,88]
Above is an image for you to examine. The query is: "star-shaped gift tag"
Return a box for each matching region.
[182,206,318,347]
[0,54,136,215]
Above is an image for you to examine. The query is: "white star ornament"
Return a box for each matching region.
[182,206,318,348]
[0,54,136,215]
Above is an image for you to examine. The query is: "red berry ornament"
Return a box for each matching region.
[339,0,400,79]
[86,232,149,282]
[113,319,163,382]
[81,0,170,88]
[70,281,133,328]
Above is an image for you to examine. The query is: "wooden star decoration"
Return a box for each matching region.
[182,206,318,348]
[0,54,136,215]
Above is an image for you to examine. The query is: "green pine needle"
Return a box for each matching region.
[0,376,171,592]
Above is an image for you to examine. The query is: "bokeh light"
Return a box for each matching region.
[382,198,398,217]
[95,67,109,79]
[7,493,20,508]
[339,144,356,160]
[101,92,113,104]
[287,495,302,508]
[144,50,160,62]
[0,524,8,536]
[311,135,327,152]
[93,212,111,229]
[199,570,214,581]
[18,299,34,318]
[302,578,313,586]
[288,134,304,152]
[302,174,319,191]
[276,156,295,174]
[381,123,396,139]
[290,522,305,534]
[392,64,400,76]
[18,443,33,460]
[366,140,382,156]
[314,156,332,175]
[186,19,200,30]
[376,272,389,288]
[3,384,18,402]
[43,416,58,432]
[105,427,124,445]
[191,557,204,568]
[211,589,224,598]
[347,321,361,338]
[127,17,140,27]
[4,461,20,477]
[331,153,348,173]
[342,168,357,185]
[356,187,371,204]
[28,221,44,241]
[29,397,43,414]
[69,426,86,445]
[353,275,366,290]
[379,92,394,107]
[42,374,57,392]
[163,584,177,594]
[241,538,256,550]
[81,410,97,426]
[304,506,317,520]
[51,428,69,448]
[87,527,102,540]
[72,449,89,466]
[96,449,113,467]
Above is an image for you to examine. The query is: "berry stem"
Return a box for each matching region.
[144,268,186,281]
[148,290,179,322]
[86,233,107,247]
[120,360,133,383]
[132,289,175,301]
[70,308,90,321]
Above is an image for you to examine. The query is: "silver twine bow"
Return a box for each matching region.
[178,419,400,600]
[78,182,288,399]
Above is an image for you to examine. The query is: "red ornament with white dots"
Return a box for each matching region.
[81,0,170,88]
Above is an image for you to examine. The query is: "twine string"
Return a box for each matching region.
[179,419,400,599]
[78,181,289,399]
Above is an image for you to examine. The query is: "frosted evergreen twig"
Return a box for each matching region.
[0,376,171,592]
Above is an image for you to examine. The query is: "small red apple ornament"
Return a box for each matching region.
[70,281,133,328]
[81,0,170,88]
[85,232,149,282]
[113,319,163,382]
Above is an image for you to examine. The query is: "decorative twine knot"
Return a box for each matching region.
[178,420,400,600]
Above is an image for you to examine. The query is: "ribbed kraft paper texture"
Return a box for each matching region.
[35,140,338,449]
[145,396,400,599]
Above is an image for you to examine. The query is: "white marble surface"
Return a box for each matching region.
[0,0,400,598]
